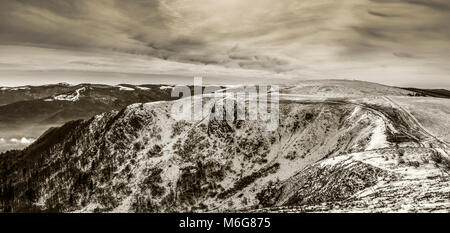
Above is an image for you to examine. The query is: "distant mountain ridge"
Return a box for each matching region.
[401,88,450,99]
[0,83,186,152]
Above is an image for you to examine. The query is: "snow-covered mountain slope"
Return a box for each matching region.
[253,148,450,213]
[0,83,183,152]
[388,96,450,143]
[0,82,449,213]
[0,83,75,106]
[279,80,415,97]
[45,87,86,102]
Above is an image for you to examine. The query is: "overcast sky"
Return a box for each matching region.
[0,0,449,87]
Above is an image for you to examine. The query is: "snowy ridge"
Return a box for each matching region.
[46,87,86,102]
[117,86,135,91]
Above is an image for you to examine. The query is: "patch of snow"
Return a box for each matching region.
[320,155,352,167]
[160,85,173,90]
[348,106,361,120]
[135,86,150,90]
[117,85,135,91]
[366,119,388,150]
[53,87,86,101]
[110,196,132,213]
[72,203,103,213]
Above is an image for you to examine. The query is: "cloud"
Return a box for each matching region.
[1,1,449,58]
[0,0,449,87]
[369,0,450,12]
[368,10,399,18]
[0,137,35,145]
[0,137,35,152]
[9,137,35,144]
[0,1,170,52]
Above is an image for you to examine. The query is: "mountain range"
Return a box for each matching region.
[0,83,188,152]
[1,80,449,212]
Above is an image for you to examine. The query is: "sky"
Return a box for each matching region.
[0,0,449,88]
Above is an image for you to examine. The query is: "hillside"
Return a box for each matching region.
[1,81,449,213]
